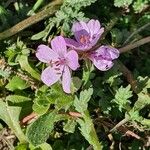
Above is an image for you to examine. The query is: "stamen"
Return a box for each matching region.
[80,35,90,44]
[54,68,60,70]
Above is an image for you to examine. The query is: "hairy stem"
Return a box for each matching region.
[0,0,63,41]
[119,36,150,53]
[123,22,150,45]
[84,110,103,150]
[110,118,129,132]
[117,60,138,93]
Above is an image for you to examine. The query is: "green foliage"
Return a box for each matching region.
[33,84,74,114]
[74,88,93,113]
[112,85,132,111]
[114,0,133,7]
[65,0,97,8]
[27,111,57,146]
[31,0,97,40]
[71,77,82,93]
[133,0,149,13]
[18,55,40,80]
[114,0,149,14]
[103,65,122,87]
[74,88,102,149]
[6,95,31,103]
[63,119,77,133]
[5,40,30,66]
[0,101,27,142]
[6,76,29,91]
[0,69,10,78]
[133,93,150,111]
[82,60,94,86]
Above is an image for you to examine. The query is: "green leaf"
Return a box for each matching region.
[38,143,52,150]
[136,76,150,93]
[126,109,143,122]
[114,0,133,7]
[113,85,132,111]
[15,143,28,150]
[6,95,31,103]
[63,119,77,133]
[133,0,148,13]
[31,30,47,40]
[141,119,150,127]
[18,55,40,80]
[5,76,29,91]
[103,65,122,87]
[74,88,93,113]
[111,28,123,45]
[32,102,50,115]
[0,69,10,78]
[26,111,57,146]
[0,101,27,142]
[133,92,150,111]
[71,77,82,93]
[65,0,97,8]
[29,142,52,150]
[82,60,94,86]
[32,83,73,114]
[51,84,74,110]
[77,111,102,149]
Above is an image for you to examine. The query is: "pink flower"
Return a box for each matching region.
[88,46,119,71]
[36,36,79,93]
[65,19,104,51]
[65,19,120,71]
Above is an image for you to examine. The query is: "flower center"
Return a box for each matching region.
[80,35,90,44]
[49,57,67,67]
[48,58,67,74]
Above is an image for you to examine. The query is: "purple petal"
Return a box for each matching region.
[65,38,81,49]
[98,46,119,60]
[72,21,89,33]
[98,27,104,37]
[90,33,101,47]
[62,66,71,93]
[36,45,58,63]
[87,20,101,36]
[92,59,114,71]
[41,65,63,86]
[106,46,120,59]
[51,36,67,57]
[65,38,92,51]
[65,50,79,70]
[74,29,90,44]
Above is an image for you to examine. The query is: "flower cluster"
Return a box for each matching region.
[36,19,120,93]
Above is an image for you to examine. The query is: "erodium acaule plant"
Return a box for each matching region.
[36,20,120,93]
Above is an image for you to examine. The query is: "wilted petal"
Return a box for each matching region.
[36,45,58,63]
[93,59,114,71]
[51,36,67,57]
[72,21,89,33]
[41,66,62,86]
[62,66,71,93]
[65,50,79,70]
